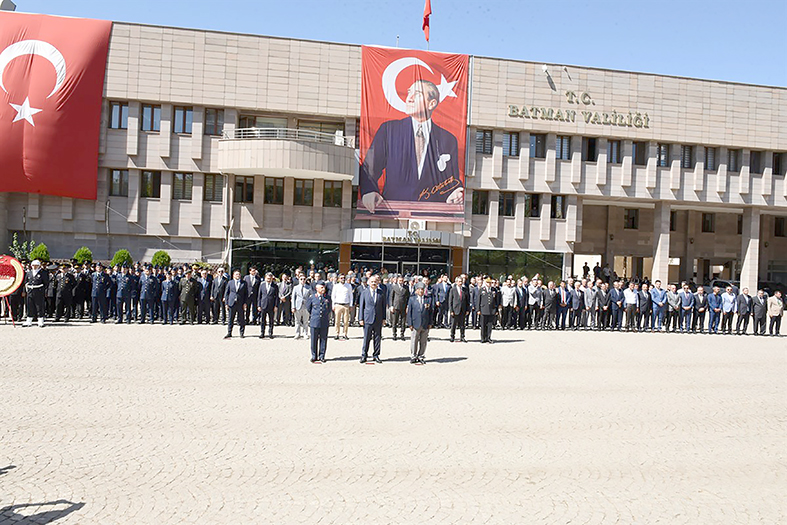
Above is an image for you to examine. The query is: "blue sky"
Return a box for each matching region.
[15,0,787,86]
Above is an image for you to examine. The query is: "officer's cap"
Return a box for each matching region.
[31,259,41,267]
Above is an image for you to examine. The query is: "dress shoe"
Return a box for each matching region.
[240,334,245,338]
[319,358,326,364]
[410,358,417,364]
[461,337,467,342]
[418,357,426,364]
[449,337,455,343]
[373,356,382,364]
[224,335,232,340]
[360,357,367,364]
[258,335,265,339]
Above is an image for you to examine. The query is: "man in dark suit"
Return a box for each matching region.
[596,283,612,330]
[359,80,463,213]
[358,275,388,363]
[556,281,571,330]
[478,278,498,343]
[752,289,768,335]
[138,266,159,324]
[516,278,529,330]
[224,269,248,339]
[609,281,625,331]
[542,282,558,330]
[306,281,332,363]
[637,283,652,332]
[434,276,451,328]
[196,269,212,324]
[407,282,432,364]
[244,267,261,325]
[257,272,279,339]
[693,286,709,333]
[210,269,228,325]
[389,275,410,340]
[448,276,469,342]
[736,287,753,335]
[470,277,480,329]
[570,282,584,330]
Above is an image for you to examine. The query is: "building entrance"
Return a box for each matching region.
[349,245,450,278]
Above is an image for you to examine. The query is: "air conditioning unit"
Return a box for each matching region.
[408,220,424,231]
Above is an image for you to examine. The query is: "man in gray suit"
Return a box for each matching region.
[735,287,753,335]
[292,277,312,340]
[752,289,768,335]
[407,282,432,364]
[389,275,410,340]
[582,280,598,329]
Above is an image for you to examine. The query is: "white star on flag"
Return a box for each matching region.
[10,97,43,126]
[436,74,457,102]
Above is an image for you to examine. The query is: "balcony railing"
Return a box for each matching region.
[222,127,355,148]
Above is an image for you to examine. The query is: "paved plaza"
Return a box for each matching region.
[0,322,784,524]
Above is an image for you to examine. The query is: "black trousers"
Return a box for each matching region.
[597,309,609,329]
[721,312,735,333]
[227,303,245,335]
[260,308,275,336]
[310,326,328,360]
[769,316,782,335]
[211,298,226,324]
[735,313,750,334]
[480,314,494,342]
[693,311,706,332]
[391,308,406,337]
[140,299,155,323]
[753,315,766,335]
[55,296,72,321]
[450,310,466,339]
[625,305,637,330]
[197,298,211,324]
[361,322,382,358]
[26,290,46,319]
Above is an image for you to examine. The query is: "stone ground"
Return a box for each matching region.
[0,320,784,524]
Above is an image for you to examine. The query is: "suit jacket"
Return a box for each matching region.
[306,293,332,328]
[390,283,410,311]
[610,288,625,309]
[448,284,469,314]
[694,293,709,312]
[597,289,612,309]
[224,279,248,308]
[516,286,529,310]
[292,283,312,311]
[359,117,461,203]
[752,295,768,318]
[638,291,651,313]
[543,289,558,311]
[211,275,227,301]
[478,286,498,316]
[736,294,752,316]
[556,287,571,308]
[258,281,280,311]
[470,284,480,309]
[358,286,388,325]
[161,280,178,302]
[139,274,160,301]
[707,293,723,311]
[767,296,784,317]
[243,274,261,303]
[435,282,450,303]
[407,294,433,330]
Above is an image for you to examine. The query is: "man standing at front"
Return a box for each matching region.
[767,290,783,336]
[306,281,332,363]
[478,278,497,343]
[735,287,753,335]
[359,275,387,363]
[448,275,469,342]
[293,276,313,340]
[258,272,279,339]
[388,275,410,340]
[407,282,432,364]
[707,285,723,334]
[224,270,247,338]
[720,286,737,334]
[650,280,667,332]
[24,260,48,327]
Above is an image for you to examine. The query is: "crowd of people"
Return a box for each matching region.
[3,258,785,363]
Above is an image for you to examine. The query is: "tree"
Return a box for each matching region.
[73,246,93,264]
[110,249,133,267]
[8,233,36,261]
[151,250,171,268]
[28,242,51,263]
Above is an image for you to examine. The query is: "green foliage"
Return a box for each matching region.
[110,249,133,267]
[8,232,36,261]
[28,242,51,263]
[151,250,171,268]
[73,246,93,264]
[192,260,211,270]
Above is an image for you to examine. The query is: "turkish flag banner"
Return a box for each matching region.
[0,12,111,200]
[358,47,469,223]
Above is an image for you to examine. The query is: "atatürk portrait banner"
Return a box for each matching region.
[358,46,469,223]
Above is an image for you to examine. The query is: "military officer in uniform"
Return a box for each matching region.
[139,266,160,324]
[179,269,198,324]
[115,265,134,324]
[54,263,76,322]
[160,272,178,325]
[24,259,49,327]
[306,281,332,363]
[90,263,110,323]
[478,278,498,343]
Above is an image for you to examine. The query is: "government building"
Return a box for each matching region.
[1,20,785,294]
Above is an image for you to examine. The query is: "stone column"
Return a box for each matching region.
[739,208,760,294]
[652,201,671,283]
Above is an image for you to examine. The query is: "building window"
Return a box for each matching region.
[624,208,639,230]
[351,185,358,209]
[294,179,314,206]
[109,169,128,197]
[530,134,546,158]
[728,149,741,172]
[476,129,493,154]
[172,173,193,201]
[633,141,648,166]
[750,151,763,174]
[498,192,515,217]
[173,106,193,134]
[141,104,161,132]
[705,147,717,171]
[234,176,254,203]
[109,102,128,129]
[608,140,622,164]
[299,120,345,136]
[774,152,783,176]
[502,132,519,157]
[582,137,597,162]
[239,115,288,129]
[264,177,284,204]
[472,190,489,215]
[657,143,670,167]
[701,213,715,233]
[681,145,694,169]
[140,171,161,198]
[670,210,677,232]
[775,217,786,238]
[524,194,540,217]
[323,180,343,208]
[551,195,567,219]
[204,174,224,202]
[204,108,224,136]
[737,215,743,235]
[556,135,571,160]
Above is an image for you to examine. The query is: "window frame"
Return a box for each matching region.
[773,152,783,177]
[173,106,193,134]
[775,217,786,238]
[323,180,343,208]
[472,190,489,215]
[524,194,541,218]
[530,134,546,159]
[704,147,717,172]
[550,195,567,219]
[750,150,763,174]
[172,172,194,201]
[556,135,571,161]
[476,129,493,155]
[234,176,254,204]
[633,141,648,166]
[701,213,716,233]
[109,101,128,130]
[498,191,515,217]
[264,177,285,205]
[108,169,129,197]
[582,137,597,162]
[608,140,622,164]
[681,145,694,169]
[141,104,161,132]
[140,170,161,199]
[623,208,639,230]
[204,108,224,136]
[502,132,520,157]
[203,174,224,202]
[293,179,314,206]
[728,149,741,172]
[657,143,670,168]
[670,210,677,232]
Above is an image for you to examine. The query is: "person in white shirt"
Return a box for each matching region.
[500,279,517,329]
[623,282,639,332]
[331,274,354,340]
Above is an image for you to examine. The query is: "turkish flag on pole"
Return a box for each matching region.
[422,0,432,42]
[0,12,111,200]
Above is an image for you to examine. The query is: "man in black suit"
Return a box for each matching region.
[469,277,480,329]
[244,267,261,325]
[478,278,498,343]
[735,287,752,335]
[596,282,612,330]
[210,268,228,325]
[541,281,558,330]
[637,283,652,332]
[389,275,410,340]
[257,272,279,339]
[224,269,248,339]
[448,276,469,342]
[358,275,388,363]
[516,278,529,330]
[693,285,709,334]
[752,289,768,335]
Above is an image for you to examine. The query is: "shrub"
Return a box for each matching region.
[192,260,211,270]
[28,242,51,262]
[8,233,36,261]
[151,250,171,268]
[73,246,93,264]
[110,249,133,267]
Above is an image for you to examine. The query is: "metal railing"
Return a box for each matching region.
[222,127,355,148]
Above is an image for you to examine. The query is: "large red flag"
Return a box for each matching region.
[0,12,111,200]
[422,0,431,42]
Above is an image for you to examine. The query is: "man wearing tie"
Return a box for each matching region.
[650,280,667,332]
[407,282,432,364]
[693,285,709,334]
[358,275,388,363]
[752,289,768,335]
[197,269,212,324]
[306,281,332,363]
[678,284,695,333]
[292,277,313,340]
[556,281,571,330]
[609,281,624,331]
[243,267,261,325]
[735,287,753,335]
[707,286,723,334]
[257,272,280,339]
[224,269,248,339]
[448,275,469,342]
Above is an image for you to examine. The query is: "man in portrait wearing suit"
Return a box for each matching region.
[448,275,469,342]
[407,282,433,364]
[358,275,388,363]
[360,80,463,212]
[257,272,280,339]
[224,269,248,339]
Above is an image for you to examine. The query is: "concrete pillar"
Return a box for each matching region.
[562,252,573,280]
[652,202,671,284]
[739,208,760,294]
[0,193,7,255]
[681,211,698,282]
